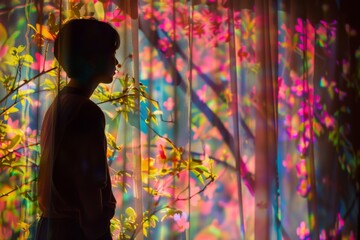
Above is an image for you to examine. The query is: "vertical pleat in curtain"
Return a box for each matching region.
[0,0,359,239]
[254,0,279,238]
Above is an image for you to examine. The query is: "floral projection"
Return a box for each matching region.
[0,0,359,239]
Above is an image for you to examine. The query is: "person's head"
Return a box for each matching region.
[54,18,120,84]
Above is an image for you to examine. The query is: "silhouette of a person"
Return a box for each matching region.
[36,18,119,240]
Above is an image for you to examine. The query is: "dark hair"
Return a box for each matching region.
[54,18,120,79]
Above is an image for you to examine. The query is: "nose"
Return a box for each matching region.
[115,58,119,66]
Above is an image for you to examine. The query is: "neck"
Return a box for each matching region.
[67,79,99,98]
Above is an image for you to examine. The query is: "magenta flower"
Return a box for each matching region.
[284,115,299,139]
[209,14,222,35]
[297,137,309,155]
[196,85,207,102]
[278,77,288,100]
[316,20,336,48]
[163,97,174,111]
[0,45,8,59]
[30,52,53,72]
[106,8,125,27]
[297,102,309,119]
[336,213,344,232]
[322,111,335,129]
[297,178,310,197]
[296,158,307,177]
[291,79,304,97]
[296,221,310,239]
[282,154,294,170]
[295,18,315,51]
[158,37,174,58]
[173,213,190,233]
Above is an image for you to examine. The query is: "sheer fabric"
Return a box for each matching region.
[0,0,359,239]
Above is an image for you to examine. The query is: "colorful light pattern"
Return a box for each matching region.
[0,0,359,239]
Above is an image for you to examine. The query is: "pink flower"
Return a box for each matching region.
[337,213,344,232]
[7,117,19,129]
[209,14,222,35]
[0,45,8,59]
[158,38,173,58]
[319,229,326,240]
[192,124,205,141]
[158,38,171,52]
[296,221,310,239]
[295,18,315,51]
[284,115,299,139]
[106,8,125,27]
[278,77,288,100]
[296,158,307,177]
[316,20,336,48]
[30,52,53,72]
[322,111,335,129]
[297,137,309,155]
[196,85,207,102]
[157,144,167,160]
[284,114,291,125]
[159,18,175,36]
[217,32,229,43]
[291,79,304,97]
[163,97,174,111]
[297,102,313,121]
[282,154,294,170]
[286,127,299,139]
[297,178,310,197]
[173,213,190,233]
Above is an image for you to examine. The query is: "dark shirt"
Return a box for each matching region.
[38,86,116,239]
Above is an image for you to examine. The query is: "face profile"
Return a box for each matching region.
[54,18,120,86]
[94,52,119,84]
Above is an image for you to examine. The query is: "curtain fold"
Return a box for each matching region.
[254,0,279,238]
[0,0,359,239]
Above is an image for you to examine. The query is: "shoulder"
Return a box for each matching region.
[77,100,105,126]
[80,99,103,116]
[58,93,105,128]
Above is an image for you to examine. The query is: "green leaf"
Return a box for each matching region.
[94,2,105,20]
[151,100,160,109]
[9,134,22,149]
[125,207,136,219]
[41,78,56,90]
[19,89,35,96]
[2,106,19,115]
[144,186,157,196]
[17,45,26,54]
[22,54,34,64]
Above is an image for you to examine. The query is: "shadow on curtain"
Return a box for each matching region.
[0,0,359,239]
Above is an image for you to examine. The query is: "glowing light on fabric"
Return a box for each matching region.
[0,0,359,239]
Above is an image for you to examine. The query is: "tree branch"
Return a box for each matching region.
[0,67,57,106]
[0,177,38,198]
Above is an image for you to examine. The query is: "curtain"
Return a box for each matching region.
[0,0,359,239]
